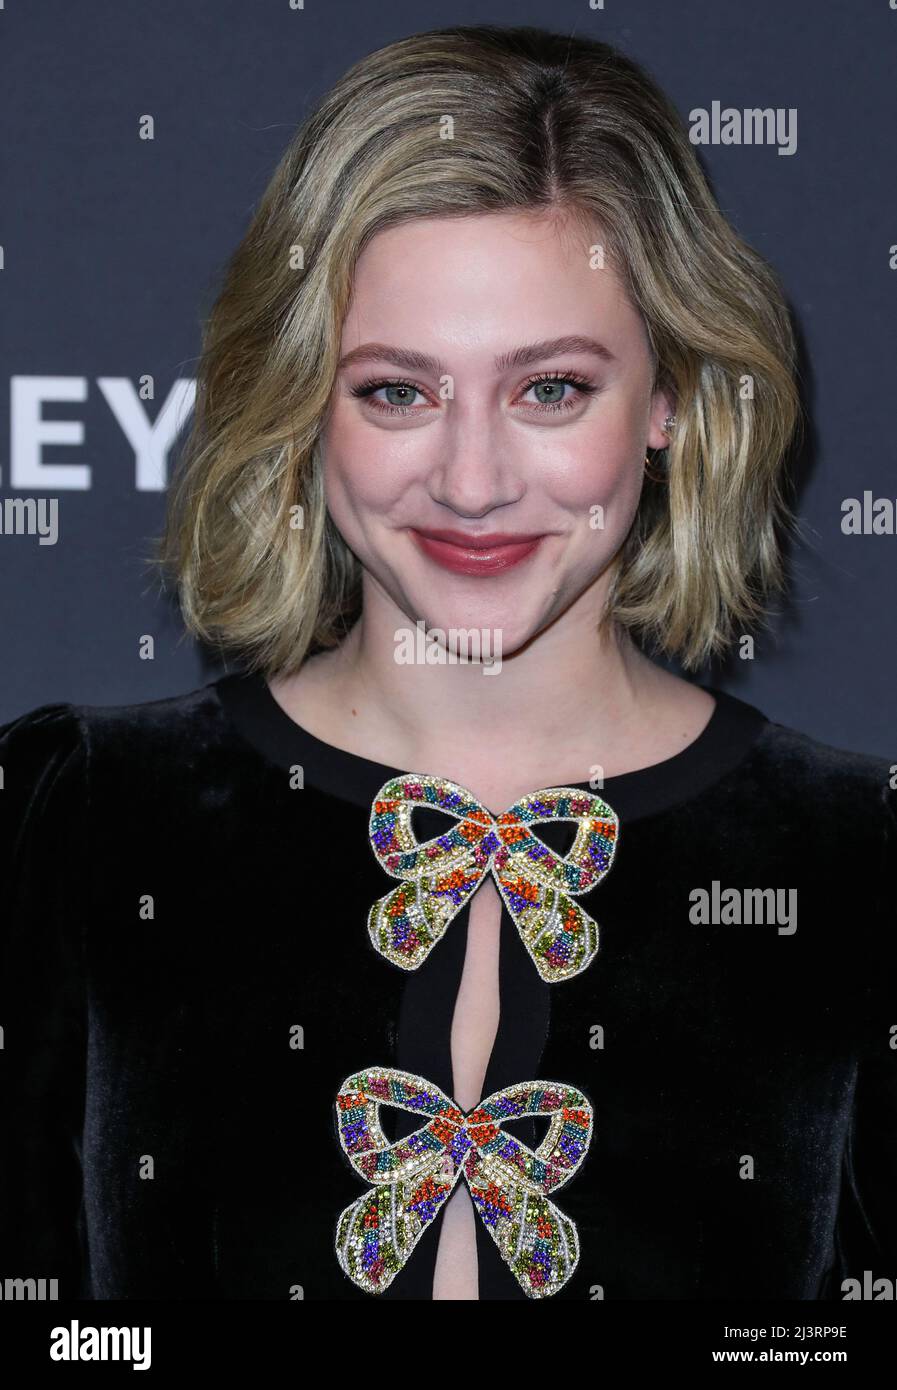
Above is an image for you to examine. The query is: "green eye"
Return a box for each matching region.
[382,384,421,408]
[349,379,427,414]
[530,380,570,405]
[520,372,597,411]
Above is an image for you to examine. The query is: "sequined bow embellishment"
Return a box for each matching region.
[335,1066,592,1298]
[367,774,619,982]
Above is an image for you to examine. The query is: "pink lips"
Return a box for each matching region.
[410,527,545,576]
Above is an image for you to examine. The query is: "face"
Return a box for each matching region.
[321,210,673,655]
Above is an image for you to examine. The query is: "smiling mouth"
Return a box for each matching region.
[409,527,545,576]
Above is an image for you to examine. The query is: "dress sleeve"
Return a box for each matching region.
[0,702,90,1297]
[831,780,897,1291]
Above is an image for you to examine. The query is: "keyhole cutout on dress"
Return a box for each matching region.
[431,876,502,1300]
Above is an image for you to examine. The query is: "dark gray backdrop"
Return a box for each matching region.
[1,0,894,760]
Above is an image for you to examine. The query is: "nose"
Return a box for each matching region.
[425,408,526,518]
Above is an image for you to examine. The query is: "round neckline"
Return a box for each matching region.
[214,668,770,822]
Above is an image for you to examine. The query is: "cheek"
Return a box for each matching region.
[540,426,644,528]
[321,408,421,520]
[322,396,647,533]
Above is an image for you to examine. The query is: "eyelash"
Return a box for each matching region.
[348,370,599,417]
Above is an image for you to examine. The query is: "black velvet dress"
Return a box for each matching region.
[1,670,895,1301]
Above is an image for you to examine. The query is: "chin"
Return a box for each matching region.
[391,592,548,666]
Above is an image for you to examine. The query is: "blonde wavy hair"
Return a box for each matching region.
[155,24,802,676]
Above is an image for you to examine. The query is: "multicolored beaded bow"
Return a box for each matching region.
[334,1066,592,1298]
[367,774,619,982]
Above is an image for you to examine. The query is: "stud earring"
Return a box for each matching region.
[644,413,677,481]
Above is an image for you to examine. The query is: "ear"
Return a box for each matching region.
[646,386,677,452]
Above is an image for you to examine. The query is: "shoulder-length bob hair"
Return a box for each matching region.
[156,24,802,676]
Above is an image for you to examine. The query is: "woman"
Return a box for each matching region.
[1,25,894,1302]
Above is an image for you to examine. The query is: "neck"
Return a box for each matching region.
[271,572,695,794]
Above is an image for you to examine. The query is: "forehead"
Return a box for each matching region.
[340,211,645,362]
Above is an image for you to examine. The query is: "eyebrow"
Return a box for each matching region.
[337,335,616,375]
